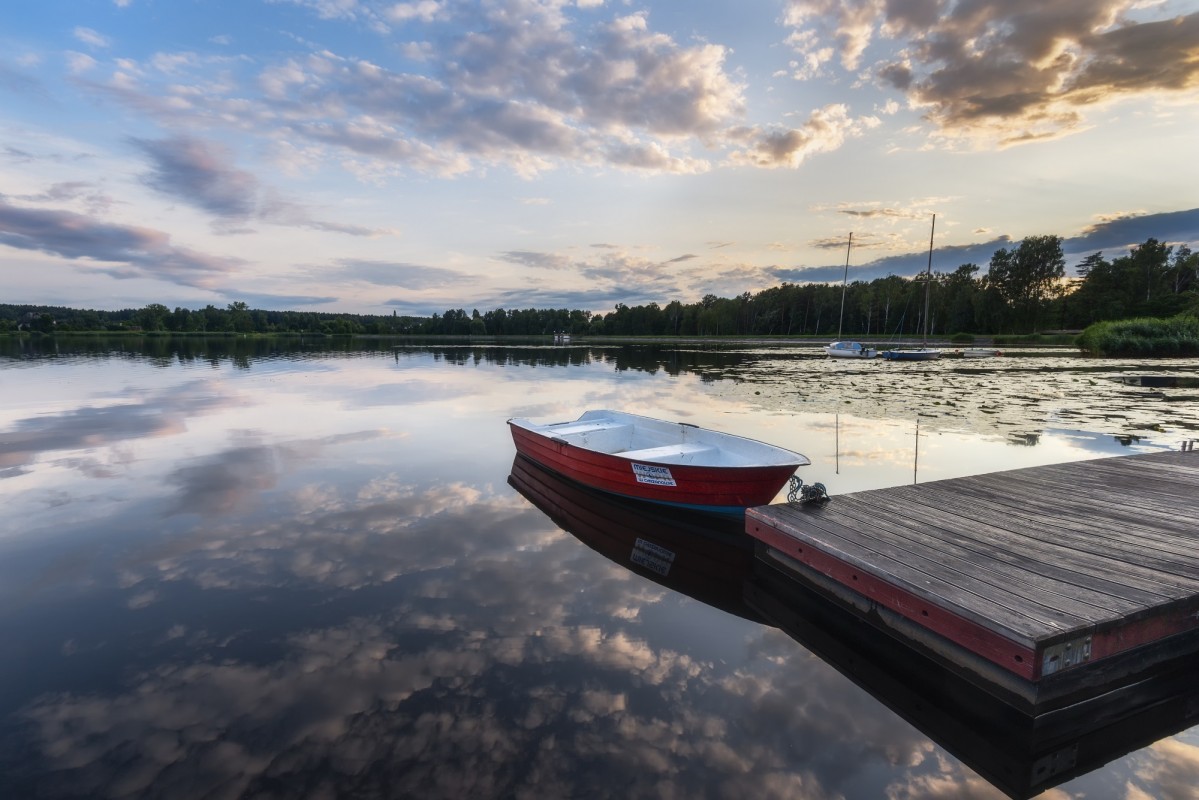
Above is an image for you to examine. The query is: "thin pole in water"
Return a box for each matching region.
[913,418,920,484]
[835,413,840,475]
[837,232,852,339]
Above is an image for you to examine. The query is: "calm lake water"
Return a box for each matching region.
[3,337,1199,799]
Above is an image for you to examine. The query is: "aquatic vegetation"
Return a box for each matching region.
[1077,314,1199,357]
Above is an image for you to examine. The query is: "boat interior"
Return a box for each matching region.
[537,417,772,467]
[544,420,712,462]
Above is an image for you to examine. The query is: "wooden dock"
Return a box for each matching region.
[746,448,1199,712]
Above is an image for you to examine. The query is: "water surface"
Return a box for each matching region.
[3,338,1198,799]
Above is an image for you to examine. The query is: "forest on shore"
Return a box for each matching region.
[4,235,1196,339]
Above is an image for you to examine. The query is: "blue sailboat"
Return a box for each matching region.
[881,215,942,361]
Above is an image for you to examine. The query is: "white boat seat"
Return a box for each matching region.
[620,442,717,463]
[548,421,629,436]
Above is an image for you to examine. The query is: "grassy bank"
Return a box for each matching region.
[1076,314,1199,357]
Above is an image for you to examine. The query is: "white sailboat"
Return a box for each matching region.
[881,215,942,361]
[824,232,878,359]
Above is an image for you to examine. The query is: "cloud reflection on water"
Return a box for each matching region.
[0,381,230,479]
[165,432,388,517]
[3,342,1198,799]
[5,445,937,799]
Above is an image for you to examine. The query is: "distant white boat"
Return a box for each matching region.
[959,348,1002,359]
[824,341,877,359]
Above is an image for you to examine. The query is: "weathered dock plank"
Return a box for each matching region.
[746,449,1199,701]
[949,470,1199,541]
[762,502,1095,633]
[847,486,1199,589]
[822,495,1174,611]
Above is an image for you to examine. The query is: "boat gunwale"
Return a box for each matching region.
[508,409,810,469]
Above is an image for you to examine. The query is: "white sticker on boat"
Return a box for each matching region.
[630,549,672,576]
[634,538,676,563]
[632,462,676,487]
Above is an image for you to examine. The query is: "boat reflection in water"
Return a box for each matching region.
[509,454,1199,800]
[507,454,763,622]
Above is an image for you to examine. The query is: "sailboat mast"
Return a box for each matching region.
[922,215,935,346]
[837,232,852,339]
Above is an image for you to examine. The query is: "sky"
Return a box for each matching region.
[1,0,1198,317]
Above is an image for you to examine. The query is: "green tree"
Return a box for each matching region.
[1171,245,1196,295]
[202,305,231,331]
[169,306,198,331]
[227,301,253,333]
[986,235,1065,332]
[1123,238,1173,306]
[1071,239,1186,323]
[873,275,909,336]
[940,264,981,333]
[1076,252,1107,279]
[483,308,508,335]
[568,308,591,334]
[469,309,486,335]
[134,303,169,331]
[1063,252,1127,326]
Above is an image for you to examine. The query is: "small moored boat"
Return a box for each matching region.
[507,410,810,515]
[824,235,877,360]
[958,348,1002,358]
[880,347,942,361]
[824,341,877,359]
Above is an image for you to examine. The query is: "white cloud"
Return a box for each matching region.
[726,104,865,168]
[782,0,1199,144]
[385,1,444,23]
[65,52,98,75]
[73,26,112,48]
[282,0,363,21]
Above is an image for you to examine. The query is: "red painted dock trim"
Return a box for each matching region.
[748,518,1039,680]
[1087,605,1199,663]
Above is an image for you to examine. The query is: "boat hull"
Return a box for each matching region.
[508,412,805,514]
[880,348,941,361]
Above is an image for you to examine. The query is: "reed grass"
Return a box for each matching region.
[1076,314,1199,357]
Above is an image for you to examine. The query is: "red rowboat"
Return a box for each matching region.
[507,409,809,515]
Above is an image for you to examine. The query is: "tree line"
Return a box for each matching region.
[3,236,1195,338]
